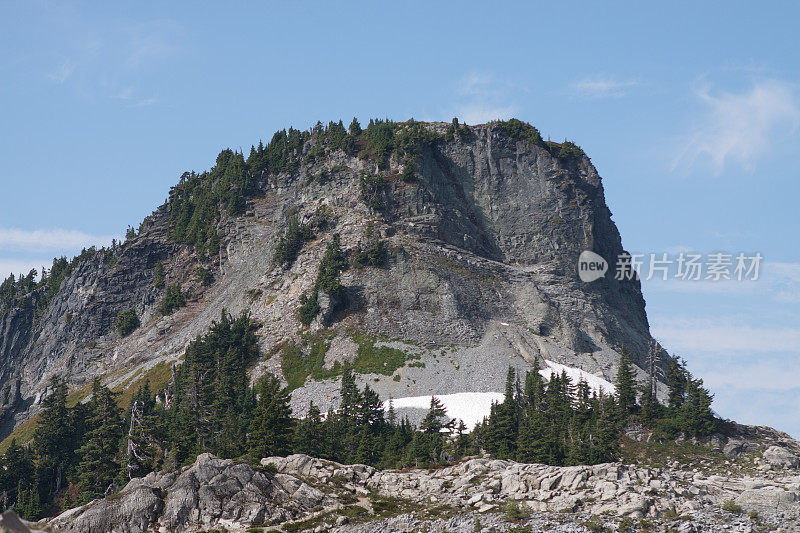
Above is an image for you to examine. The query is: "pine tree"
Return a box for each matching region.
[485,367,519,459]
[76,379,124,502]
[453,420,470,459]
[248,375,293,462]
[349,117,362,136]
[380,418,411,468]
[667,355,687,409]
[414,396,452,465]
[16,481,41,521]
[33,376,76,499]
[0,439,35,510]
[294,402,325,458]
[680,377,716,437]
[615,347,637,416]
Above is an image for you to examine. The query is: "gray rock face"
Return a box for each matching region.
[46,453,334,533]
[763,446,800,468]
[52,453,800,532]
[2,122,669,434]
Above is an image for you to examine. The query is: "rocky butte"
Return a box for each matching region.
[0,119,797,532]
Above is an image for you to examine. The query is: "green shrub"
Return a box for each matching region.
[115,308,140,337]
[556,140,584,160]
[159,283,186,315]
[273,216,313,268]
[354,236,388,268]
[722,499,743,514]
[497,119,547,149]
[504,501,529,522]
[298,291,320,326]
[153,262,165,288]
[359,173,386,211]
[196,266,214,286]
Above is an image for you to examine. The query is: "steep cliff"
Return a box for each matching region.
[0,120,665,438]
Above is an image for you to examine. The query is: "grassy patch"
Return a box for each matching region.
[114,361,173,412]
[370,494,425,518]
[282,514,329,532]
[65,382,93,408]
[280,332,420,391]
[279,332,335,391]
[619,436,737,474]
[0,412,40,453]
[722,499,743,514]
[350,334,419,376]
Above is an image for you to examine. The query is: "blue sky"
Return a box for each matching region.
[2,1,799,436]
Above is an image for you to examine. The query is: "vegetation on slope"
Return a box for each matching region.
[0,307,719,522]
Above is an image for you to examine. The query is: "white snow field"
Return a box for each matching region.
[539,359,616,396]
[384,361,615,430]
[385,392,504,431]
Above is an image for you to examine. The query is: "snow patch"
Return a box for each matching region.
[384,392,504,431]
[540,359,616,396]
[384,362,614,432]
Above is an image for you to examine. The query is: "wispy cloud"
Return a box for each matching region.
[570,75,640,99]
[0,259,52,280]
[456,103,517,125]
[449,71,521,125]
[113,87,158,107]
[47,59,75,84]
[122,19,183,69]
[0,228,118,251]
[643,260,800,302]
[673,79,800,175]
[651,317,800,353]
[44,17,182,107]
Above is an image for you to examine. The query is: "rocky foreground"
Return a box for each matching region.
[30,443,800,533]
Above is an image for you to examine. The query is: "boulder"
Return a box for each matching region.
[763,446,800,469]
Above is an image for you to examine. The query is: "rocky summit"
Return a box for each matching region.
[1,119,656,433]
[34,449,800,532]
[2,119,799,532]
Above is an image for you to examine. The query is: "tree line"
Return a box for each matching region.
[0,326,715,521]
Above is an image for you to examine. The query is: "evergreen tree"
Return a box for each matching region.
[615,347,637,416]
[667,355,688,409]
[0,439,35,513]
[484,367,519,459]
[680,377,716,437]
[153,261,165,288]
[411,397,452,465]
[294,402,325,458]
[15,481,41,521]
[33,376,76,499]
[349,117,362,136]
[248,374,293,462]
[76,379,124,502]
[380,418,412,468]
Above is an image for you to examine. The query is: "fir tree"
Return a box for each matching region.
[349,117,362,136]
[615,347,638,416]
[15,481,41,521]
[33,376,76,499]
[76,379,124,502]
[680,377,716,437]
[248,374,293,462]
[294,402,325,458]
[667,355,687,409]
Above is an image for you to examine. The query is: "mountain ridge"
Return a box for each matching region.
[2,118,660,440]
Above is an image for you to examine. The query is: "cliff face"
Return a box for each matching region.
[0,121,663,436]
